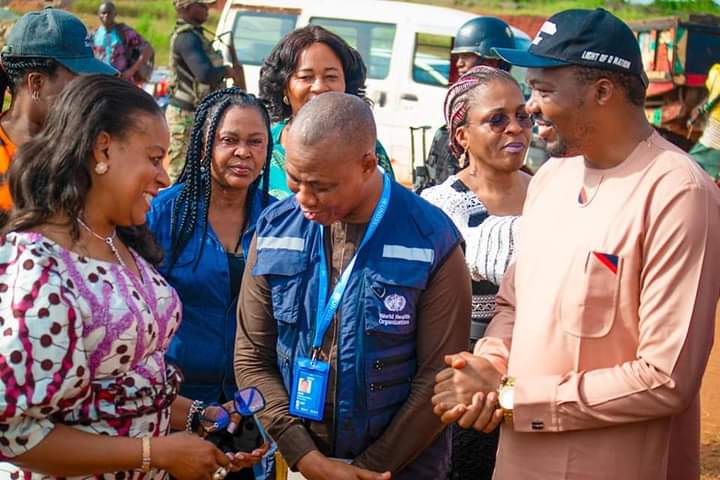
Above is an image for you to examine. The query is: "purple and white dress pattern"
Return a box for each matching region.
[0,232,182,479]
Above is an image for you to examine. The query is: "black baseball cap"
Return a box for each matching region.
[493,9,648,87]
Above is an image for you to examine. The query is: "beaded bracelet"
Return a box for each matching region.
[186,400,206,433]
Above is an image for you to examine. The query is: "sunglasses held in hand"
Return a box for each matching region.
[200,387,273,446]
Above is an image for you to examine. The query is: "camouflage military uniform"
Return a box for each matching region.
[165,104,195,181]
[166,18,225,182]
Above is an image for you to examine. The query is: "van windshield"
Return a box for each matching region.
[309,17,396,80]
[413,33,452,87]
[232,11,299,66]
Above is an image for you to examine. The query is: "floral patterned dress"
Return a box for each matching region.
[0,232,182,479]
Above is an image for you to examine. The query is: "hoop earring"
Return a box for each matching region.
[95,161,109,175]
[282,95,289,105]
[31,90,40,101]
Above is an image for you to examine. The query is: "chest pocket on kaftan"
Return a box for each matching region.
[559,251,623,338]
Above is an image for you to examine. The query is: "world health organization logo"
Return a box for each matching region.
[384,294,406,312]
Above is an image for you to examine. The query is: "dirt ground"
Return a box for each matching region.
[701,308,720,480]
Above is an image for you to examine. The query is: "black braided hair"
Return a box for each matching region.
[169,87,272,270]
[0,55,61,97]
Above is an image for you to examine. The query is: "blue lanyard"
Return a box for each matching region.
[312,173,391,360]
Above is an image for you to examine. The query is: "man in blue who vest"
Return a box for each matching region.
[235,92,471,479]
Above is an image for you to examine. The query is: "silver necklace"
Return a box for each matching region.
[578,175,604,208]
[77,217,127,268]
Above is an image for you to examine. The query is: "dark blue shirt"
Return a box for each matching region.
[147,184,275,403]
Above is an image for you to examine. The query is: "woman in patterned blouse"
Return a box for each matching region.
[421,66,532,480]
[0,76,258,479]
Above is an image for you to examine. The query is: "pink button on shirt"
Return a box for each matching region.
[475,132,720,480]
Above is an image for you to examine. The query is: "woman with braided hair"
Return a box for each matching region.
[0,9,116,216]
[422,66,532,480]
[147,87,274,479]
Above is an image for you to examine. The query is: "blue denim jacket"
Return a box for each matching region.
[147,184,275,403]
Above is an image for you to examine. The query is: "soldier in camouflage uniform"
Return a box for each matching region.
[166,0,240,182]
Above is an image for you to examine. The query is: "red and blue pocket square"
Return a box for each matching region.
[592,252,619,274]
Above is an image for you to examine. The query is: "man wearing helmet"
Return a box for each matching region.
[417,17,516,192]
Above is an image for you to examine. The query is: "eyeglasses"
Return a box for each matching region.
[200,387,273,444]
[466,111,534,133]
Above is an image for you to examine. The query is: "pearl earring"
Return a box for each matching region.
[95,162,109,175]
[282,95,289,105]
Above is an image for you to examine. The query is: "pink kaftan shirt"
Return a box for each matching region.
[475,132,720,480]
[0,232,182,479]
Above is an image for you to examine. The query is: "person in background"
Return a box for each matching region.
[433,9,720,480]
[89,1,154,85]
[147,87,274,479]
[259,25,395,199]
[235,92,470,480]
[0,74,255,480]
[166,0,244,183]
[688,61,720,182]
[417,17,516,192]
[0,8,116,218]
[421,65,531,480]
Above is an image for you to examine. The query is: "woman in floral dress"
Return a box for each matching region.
[0,75,258,480]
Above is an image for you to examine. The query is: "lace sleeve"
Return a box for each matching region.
[422,177,519,285]
[420,177,488,232]
[463,215,520,285]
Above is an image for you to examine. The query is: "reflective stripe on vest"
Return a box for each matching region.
[257,236,305,252]
[382,244,434,263]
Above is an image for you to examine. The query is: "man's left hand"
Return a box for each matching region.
[431,352,503,423]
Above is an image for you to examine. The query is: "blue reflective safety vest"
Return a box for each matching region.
[253,181,462,475]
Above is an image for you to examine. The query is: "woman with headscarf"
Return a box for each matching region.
[422,66,533,480]
[259,25,395,199]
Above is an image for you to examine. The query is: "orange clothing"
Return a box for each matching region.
[0,123,17,210]
[475,132,720,480]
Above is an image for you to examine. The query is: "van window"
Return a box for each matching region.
[232,11,298,66]
[309,17,396,80]
[413,33,452,87]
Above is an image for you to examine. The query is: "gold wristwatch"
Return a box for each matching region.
[497,376,515,424]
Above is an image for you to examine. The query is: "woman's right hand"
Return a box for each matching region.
[152,431,231,480]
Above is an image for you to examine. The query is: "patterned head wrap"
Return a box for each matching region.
[444,65,517,158]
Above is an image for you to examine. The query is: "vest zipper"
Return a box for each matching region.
[369,376,412,391]
[373,351,414,371]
